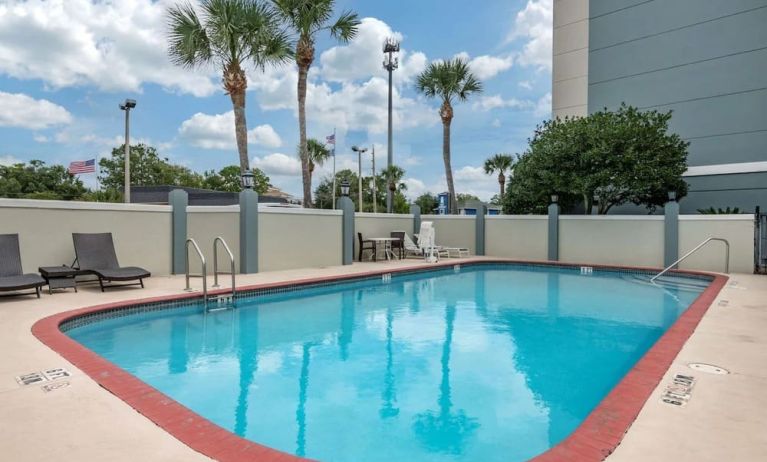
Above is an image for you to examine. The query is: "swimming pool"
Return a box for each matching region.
[52,263,718,462]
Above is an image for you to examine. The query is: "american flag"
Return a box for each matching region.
[325,133,335,145]
[68,159,96,174]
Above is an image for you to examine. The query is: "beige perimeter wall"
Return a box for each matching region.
[422,215,476,255]
[560,216,665,267]
[485,216,548,261]
[679,216,754,273]
[354,213,414,260]
[0,199,172,275]
[258,208,343,272]
[187,207,240,275]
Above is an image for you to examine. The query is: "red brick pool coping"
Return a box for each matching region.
[31,259,728,462]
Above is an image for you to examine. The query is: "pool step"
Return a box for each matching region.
[206,294,236,311]
[622,274,709,292]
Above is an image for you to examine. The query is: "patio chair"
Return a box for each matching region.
[390,231,406,259]
[72,233,150,291]
[418,222,469,258]
[0,234,46,298]
[403,233,424,258]
[357,232,376,262]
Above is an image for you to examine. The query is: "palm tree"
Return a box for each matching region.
[483,153,515,198]
[272,0,360,207]
[416,58,482,214]
[167,0,292,173]
[381,165,406,196]
[303,137,331,191]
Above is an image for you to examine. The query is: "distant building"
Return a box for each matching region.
[129,185,300,206]
[552,0,766,213]
[458,200,501,216]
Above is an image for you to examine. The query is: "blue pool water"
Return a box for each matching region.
[67,265,707,462]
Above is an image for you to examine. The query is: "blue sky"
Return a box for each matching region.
[0,0,552,200]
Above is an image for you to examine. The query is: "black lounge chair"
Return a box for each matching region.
[0,234,46,298]
[72,233,150,291]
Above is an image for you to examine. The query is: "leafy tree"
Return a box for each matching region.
[504,104,689,214]
[416,57,482,214]
[313,168,409,212]
[414,193,439,213]
[303,138,331,197]
[697,206,742,214]
[483,153,514,198]
[202,165,271,193]
[167,0,292,172]
[99,144,203,190]
[272,0,360,207]
[456,193,480,203]
[0,160,87,200]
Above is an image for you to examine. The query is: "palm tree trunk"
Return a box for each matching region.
[442,118,457,214]
[498,173,505,198]
[298,62,311,207]
[230,88,249,173]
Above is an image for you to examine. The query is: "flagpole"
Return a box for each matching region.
[331,127,337,210]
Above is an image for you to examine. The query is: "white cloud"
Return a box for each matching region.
[518,80,533,90]
[403,178,428,198]
[252,153,302,177]
[473,94,534,112]
[318,18,427,84]
[178,112,282,149]
[0,154,22,165]
[455,52,513,80]
[508,0,553,72]
[33,134,50,143]
[534,92,552,118]
[491,118,502,128]
[0,0,218,96]
[0,91,72,129]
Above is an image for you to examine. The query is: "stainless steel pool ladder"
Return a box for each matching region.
[212,236,235,300]
[185,238,208,309]
[651,237,730,282]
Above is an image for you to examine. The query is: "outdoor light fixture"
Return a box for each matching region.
[241,170,254,190]
[352,145,368,212]
[551,194,558,204]
[340,180,350,197]
[668,191,677,201]
[383,37,400,213]
[119,99,137,203]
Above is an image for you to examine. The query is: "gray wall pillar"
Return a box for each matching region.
[548,202,560,261]
[338,196,355,265]
[475,204,487,256]
[410,204,421,236]
[664,197,679,268]
[239,190,259,274]
[169,189,188,274]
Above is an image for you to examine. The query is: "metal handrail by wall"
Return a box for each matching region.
[651,237,730,282]
[212,236,236,299]
[185,238,207,308]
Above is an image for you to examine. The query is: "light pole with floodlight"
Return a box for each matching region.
[351,146,367,212]
[383,38,400,213]
[119,99,136,203]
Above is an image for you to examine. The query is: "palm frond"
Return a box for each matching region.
[167,1,212,68]
[415,57,482,104]
[329,10,360,42]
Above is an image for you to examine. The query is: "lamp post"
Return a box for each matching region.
[340,180,350,197]
[119,99,136,203]
[241,170,254,190]
[371,146,377,214]
[352,146,367,212]
[383,38,400,213]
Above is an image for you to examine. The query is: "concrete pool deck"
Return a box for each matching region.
[0,258,765,461]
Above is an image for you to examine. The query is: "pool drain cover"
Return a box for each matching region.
[688,363,729,375]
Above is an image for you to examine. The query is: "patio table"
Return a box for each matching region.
[368,237,399,261]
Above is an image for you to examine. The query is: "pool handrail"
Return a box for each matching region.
[651,237,730,282]
[212,236,235,300]
[185,238,207,308]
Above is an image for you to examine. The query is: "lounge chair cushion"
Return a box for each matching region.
[0,274,46,291]
[91,267,151,281]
